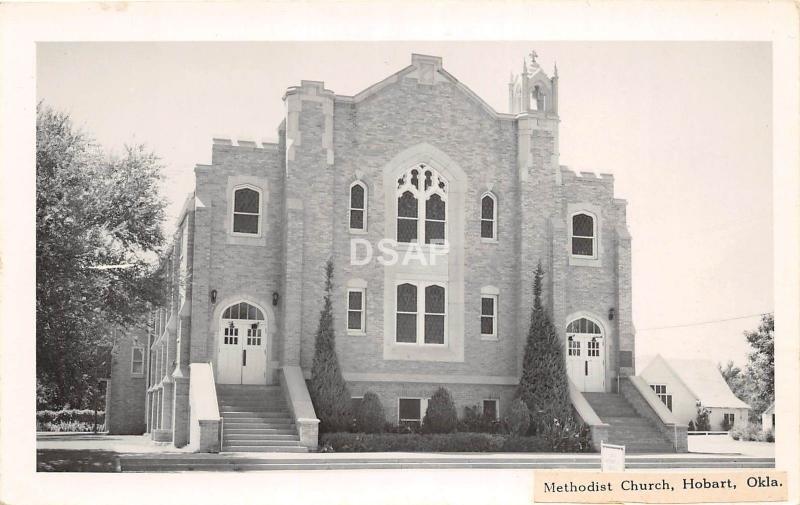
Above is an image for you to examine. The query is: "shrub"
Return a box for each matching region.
[694,408,711,431]
[355,391,386,434]
[518,262,572,435]
[319,432,578,453]
[506,398,531,436]
[731,424,763,441]
[458,405,506,434]
[537,417,593,453]
[36,409,105,425]
[688,420,696,432]
[763,428,775,443]
[309,260,352,433]
[422,387,458,434]
[721,416,731,432]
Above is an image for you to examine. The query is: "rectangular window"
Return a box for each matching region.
[131,347,144,375]
[232,187,261,235]
[347,288,366,334]
[482,399,499,420]
[399,398,428,426]
[480,295,497,338]
[568,339,581,356]
[351,397,363,416]
[723,413,735,427]
[396,282,447,345]
[650,384,672,411]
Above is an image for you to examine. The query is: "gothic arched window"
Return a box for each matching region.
[571,212,596,257]
[349,181,367,232]
[396,164,447,244]
[480,192,497,240]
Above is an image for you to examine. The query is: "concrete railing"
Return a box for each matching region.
[188,362,221,453]
[279,366,320,450]
[620,376,688,452]
[568,379,610,452]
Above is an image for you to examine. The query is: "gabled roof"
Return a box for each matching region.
[333,54,517,121]
[653,355,751,410]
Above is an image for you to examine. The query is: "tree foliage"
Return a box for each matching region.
[355,391,386,434]
[309,259,353,432]
[718,313,774,422]
[517,261,573,435]
[36,104,167,409]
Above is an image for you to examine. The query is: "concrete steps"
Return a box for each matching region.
[118,455,776,472]
[217,385,307,453]
[584,393,676,453]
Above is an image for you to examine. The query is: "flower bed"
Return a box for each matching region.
[36,410,105,432]
[320,432,565,453]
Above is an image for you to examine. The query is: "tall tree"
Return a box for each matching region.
[309,259,352,432]
[36,104,166,409]
[517,261,573,434]
[744,313,774,417]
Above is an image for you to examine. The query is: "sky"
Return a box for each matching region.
[36,41,773,369]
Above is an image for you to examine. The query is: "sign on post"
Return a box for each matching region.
[600,441,625,472]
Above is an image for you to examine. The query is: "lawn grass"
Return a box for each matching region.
[37,449,119,472]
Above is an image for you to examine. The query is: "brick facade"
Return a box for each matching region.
[112,52,634,449]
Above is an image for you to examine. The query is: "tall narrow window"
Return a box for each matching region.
[396,164,447,244]
[232,186,261,235]
[397,191,418,243]
[347,288,366,334]
[481,193,497,240]
[349,182,367,231]
[571,212,595,257]
[131,347,144,375]
[481,295,497,337]
[424,285,446,344]
[396,283,417,343]
[425,193,446,244]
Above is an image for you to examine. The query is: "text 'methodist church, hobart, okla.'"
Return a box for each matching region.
[105,51,680,454]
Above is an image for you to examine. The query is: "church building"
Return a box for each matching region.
[107,52,685,453]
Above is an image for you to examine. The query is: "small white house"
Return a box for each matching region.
[639,355,750,431]
[762,402,775,432]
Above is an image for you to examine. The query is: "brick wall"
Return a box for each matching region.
[107,329,148,435]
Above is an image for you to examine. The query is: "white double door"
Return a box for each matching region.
[566,334,605,392]
[217,319,267,384]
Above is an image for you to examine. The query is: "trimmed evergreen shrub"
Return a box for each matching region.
[506,397,531,436]
[422,387,458,434]
[688,420,696,432]
[458,405,506,434]
[355,391,386,434]
[309,259,352,433]
[720,415,732,432]
[517,261,573,437]
[319,432,591,453]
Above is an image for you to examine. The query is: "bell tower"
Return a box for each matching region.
[511,51,563,373]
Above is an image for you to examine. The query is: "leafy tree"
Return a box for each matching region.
[309,259,352,432]
[717,314,774,423]
[517,261,573,435]
[744,313,774,416]
[36,104,166,409]
[422,387,458,434]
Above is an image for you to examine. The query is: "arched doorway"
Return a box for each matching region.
[565,316,605,392]
[217,301,268,385]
